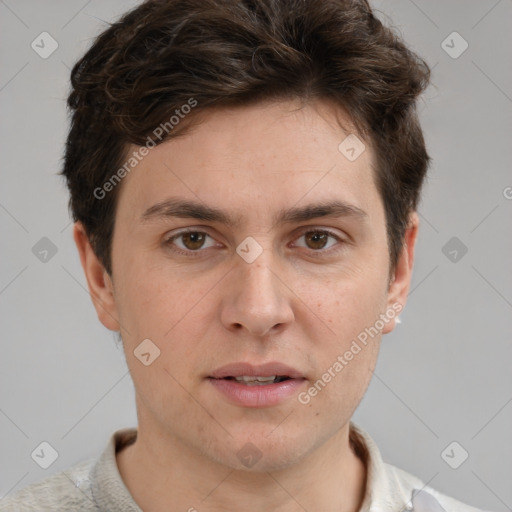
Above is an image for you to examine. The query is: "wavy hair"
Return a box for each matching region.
[60,0,431,276]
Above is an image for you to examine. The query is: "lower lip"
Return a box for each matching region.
[208,378,306,408]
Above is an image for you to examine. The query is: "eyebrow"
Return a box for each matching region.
[140,197,368,228]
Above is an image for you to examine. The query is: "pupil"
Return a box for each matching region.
[184,232,205,249]
[307,232,327,249]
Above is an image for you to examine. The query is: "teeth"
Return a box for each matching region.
[234,375,277,382]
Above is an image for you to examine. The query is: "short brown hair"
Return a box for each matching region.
[60,0,431,277]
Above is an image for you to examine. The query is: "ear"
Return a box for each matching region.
[72,221,120,332]
[381,211,419,334]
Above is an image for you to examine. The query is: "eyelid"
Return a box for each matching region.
[289,227,346,251]
[164,226,347,255]
[164,227,220,253]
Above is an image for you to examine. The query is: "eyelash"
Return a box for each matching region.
[163,228,346,258]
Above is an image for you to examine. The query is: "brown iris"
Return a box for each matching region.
[304,231,329,250]
[181,232,207,250]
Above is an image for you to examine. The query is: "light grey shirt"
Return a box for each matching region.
[0,422,488,511]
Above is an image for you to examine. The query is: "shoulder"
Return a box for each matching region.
[0,457,97,512]
[387,463,491,512]
[349,422,492,512]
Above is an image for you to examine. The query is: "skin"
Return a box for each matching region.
[74,98,418,512]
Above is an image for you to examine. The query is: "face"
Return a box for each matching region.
[75,98,415,472]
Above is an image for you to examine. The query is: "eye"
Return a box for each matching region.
[292,229,344,253]
[165,230,218,254]
[164,227,345,257]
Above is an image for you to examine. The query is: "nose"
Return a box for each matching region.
[220,252,295,338]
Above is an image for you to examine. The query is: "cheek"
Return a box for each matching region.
[114,256,211,338]
[115,267,221,409]
[299,288,382,422]
[304,268,388,338]
[119,274,209,415]
[298,271,385,392]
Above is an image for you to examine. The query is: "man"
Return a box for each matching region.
[0,0,489,510]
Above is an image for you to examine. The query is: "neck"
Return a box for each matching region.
[116,419,367,512]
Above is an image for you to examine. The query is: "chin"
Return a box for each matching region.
[213,429,315,473]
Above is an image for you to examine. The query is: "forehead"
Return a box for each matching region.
[115,99,381,227]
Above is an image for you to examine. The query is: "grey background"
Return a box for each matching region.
[1,0,511,510]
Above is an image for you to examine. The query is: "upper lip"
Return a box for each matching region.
[209,362,304,379]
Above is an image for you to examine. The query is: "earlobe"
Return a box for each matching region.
[381,212,419,335]
[72,221,120,332]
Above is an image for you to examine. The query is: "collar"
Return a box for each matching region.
[349,422,414,511]
[90,427,141,511]
[89,422,414,512]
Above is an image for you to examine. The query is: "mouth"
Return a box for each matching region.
[209,361,304,381]
[207,362,306,407]
[220,375,292,386]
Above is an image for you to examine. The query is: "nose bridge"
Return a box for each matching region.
[238,242,282,306]
[243,258,278,299]
[222,239,294,336]
[236,234,279,291]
